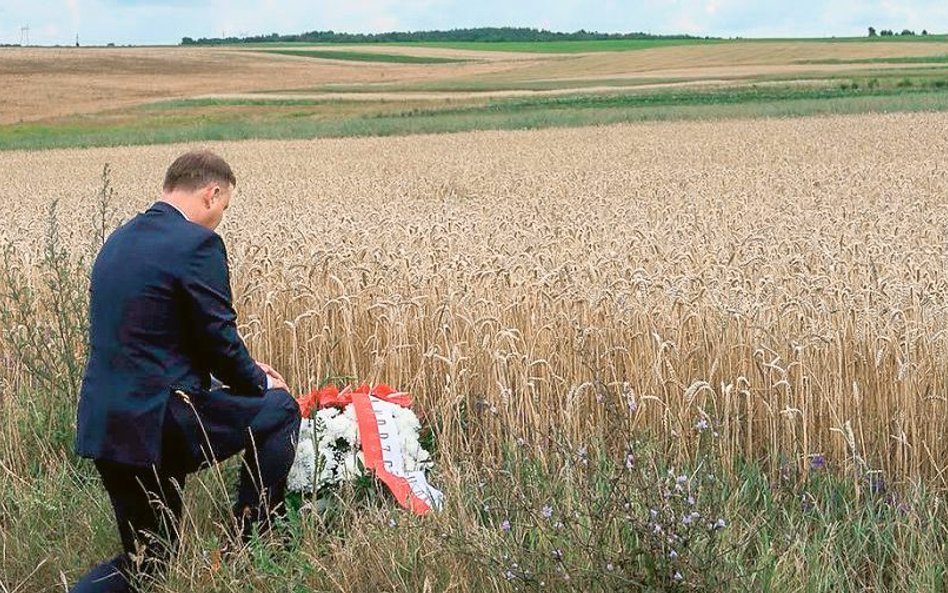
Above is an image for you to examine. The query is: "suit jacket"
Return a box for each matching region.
[75,201,267,466]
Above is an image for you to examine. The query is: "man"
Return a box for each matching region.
[71,150,301,592]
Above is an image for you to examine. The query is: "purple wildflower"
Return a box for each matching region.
[695,418,709,431]
[810,455,826,470]
[681,511,700,525]
[542,504,554,519]
[500,519,511,532]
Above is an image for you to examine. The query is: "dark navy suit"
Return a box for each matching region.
[72,202,300,592]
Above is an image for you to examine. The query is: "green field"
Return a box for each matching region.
[389,34,948,53]
[390,38,722,53]
[4,80,948,151]
[249,34,948,54]
[800,54,948,65]
[262,49,468,64]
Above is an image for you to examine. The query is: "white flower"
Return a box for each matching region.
[288,397,436,496]
[287,419,316,492]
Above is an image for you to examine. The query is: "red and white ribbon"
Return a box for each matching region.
[351,390,444,515]
[296,383,444,515]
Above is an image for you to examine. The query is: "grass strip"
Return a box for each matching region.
[799,55,948,65]
[262,49,467,64]
[389,38,723,53]
[391,35,948,53]
[410,82,948,115]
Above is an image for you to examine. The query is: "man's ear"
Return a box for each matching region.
[202,184,219,208]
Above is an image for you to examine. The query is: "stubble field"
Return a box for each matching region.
[3,111,948,591]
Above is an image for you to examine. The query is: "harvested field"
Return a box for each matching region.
[0,46,519,124]
[2,111,948,486]
[471,40,948,83]
[3,39,947,125]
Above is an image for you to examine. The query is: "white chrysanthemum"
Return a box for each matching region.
[313,407,359,487]
[287,419,316,492]
[393,405,421,434]
[288,398,435,495]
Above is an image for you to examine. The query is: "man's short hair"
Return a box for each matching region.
[163,150,236,192]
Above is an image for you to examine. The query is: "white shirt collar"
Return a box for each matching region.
[161,200,190,222]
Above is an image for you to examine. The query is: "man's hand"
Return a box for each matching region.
[257,361,289,392]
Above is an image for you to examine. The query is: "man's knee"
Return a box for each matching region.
[264,388,301,428]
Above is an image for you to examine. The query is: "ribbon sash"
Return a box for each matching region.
[351,390,444,515]
[298,383,412,418]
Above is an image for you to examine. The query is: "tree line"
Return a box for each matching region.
[180,27,709,46]
[868,27,930,37]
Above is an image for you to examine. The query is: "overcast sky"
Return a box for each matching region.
[1,0,945,46]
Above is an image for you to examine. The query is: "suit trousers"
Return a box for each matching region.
[70,387,301,593]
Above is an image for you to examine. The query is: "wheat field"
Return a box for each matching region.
[3,110,948,481]
[3,112,948,590]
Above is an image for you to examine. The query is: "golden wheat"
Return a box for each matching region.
[2,111,948,487]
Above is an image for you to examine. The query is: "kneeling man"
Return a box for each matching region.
[71,150,301,592]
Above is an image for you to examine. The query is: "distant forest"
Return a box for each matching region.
[180,27,708,45]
